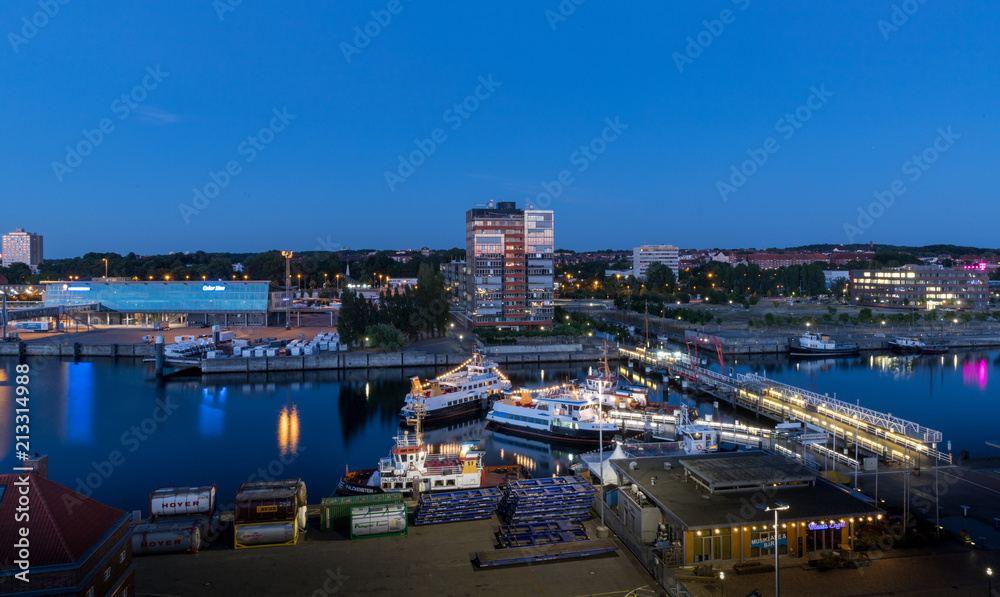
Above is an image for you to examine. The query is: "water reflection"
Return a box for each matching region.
[278,403,300,456]
[199,387,226,438]
[65,362,95,445]
[963,359,988,391]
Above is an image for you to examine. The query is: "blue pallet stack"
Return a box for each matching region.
[495,519,589,548]
[413,488,503,525]
[497,476,597,526]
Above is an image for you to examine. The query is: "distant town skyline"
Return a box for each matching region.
[4,3,998,256]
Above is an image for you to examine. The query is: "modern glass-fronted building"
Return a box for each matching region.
[43,280,279,326]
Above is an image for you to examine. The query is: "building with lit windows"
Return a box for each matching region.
[1,227,44,270]
[42,280,285,326]
[608,452,883,566]
[633,244,679,279]
[848,265,989,310]
[465,201,554,329]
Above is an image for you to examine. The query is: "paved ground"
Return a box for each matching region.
[134,516,657,597]
[685,544,998,597]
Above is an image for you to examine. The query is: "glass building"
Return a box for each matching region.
[43,280,278,326]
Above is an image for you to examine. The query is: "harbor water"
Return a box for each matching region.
[1,348,997,514]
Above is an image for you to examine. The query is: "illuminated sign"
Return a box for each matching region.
[202,284,226,292]
[66,286,91,292]
[963,263,988,271]
[807,522,846,531]
[750,535,787,549]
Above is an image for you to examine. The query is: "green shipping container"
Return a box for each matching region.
[350,504,407,540]
[320,494,404,531]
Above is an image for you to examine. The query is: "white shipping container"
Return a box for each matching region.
[351,504,407,538]
[266,348,277,357]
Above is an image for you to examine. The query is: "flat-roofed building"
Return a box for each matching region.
[2,228,44,270]
[849,265,989,310]
[465,201,553,329]
[633,244,679,279]
[43,279,283,326]
[609,452,883,565]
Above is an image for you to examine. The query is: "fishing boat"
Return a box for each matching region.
[788,332,860,357]
[398,351,511,423]
[338,402,523,496]
[485,387,618,445]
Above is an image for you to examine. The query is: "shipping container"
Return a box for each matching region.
[350,504,407,539]
[234,520,298,549]
[150,485,217,517]
[320,493,403,532]
[132,522,201,555]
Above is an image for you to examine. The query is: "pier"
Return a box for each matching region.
[619,346,952,466]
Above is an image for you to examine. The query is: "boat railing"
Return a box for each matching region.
[422,465,464,476]
[393,434,422,448]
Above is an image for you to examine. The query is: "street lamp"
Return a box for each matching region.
[755,502,790,597]
[988,567,993,595]
[719,570,725,597]
[102,258,108,279]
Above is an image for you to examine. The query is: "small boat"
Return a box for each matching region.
[788,332,860,357]
[399,351,511,423]
[920,343,949,354]
[485,387,618,445]
[888,336,928,354]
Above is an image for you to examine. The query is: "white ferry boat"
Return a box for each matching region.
[788,332,860,357]
[338,405,525,496]
[485,388,618,445]
[399,352,511,423]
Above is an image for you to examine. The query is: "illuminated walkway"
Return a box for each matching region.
[620,346,951,465]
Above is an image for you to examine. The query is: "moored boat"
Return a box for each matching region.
[485,387,618,445]
[788,332,860,357]
[399,351,511,423]
[888,336,926,354]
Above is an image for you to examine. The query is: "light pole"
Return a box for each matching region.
[281,251,293,330]
[756,502,790,597]
[987,566,993,596]
[102,258,108,279]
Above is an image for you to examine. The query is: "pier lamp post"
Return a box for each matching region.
[986,567,993,596]
[756,502,790,597]
[719,570,725,597]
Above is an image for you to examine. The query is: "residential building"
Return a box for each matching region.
[745,252,829,269]
[0,456,135,596]
[465,201,554,329]
[849,265,990,310]
[442,261,467,305]
[1,228,44,270]
[633,244,679,279]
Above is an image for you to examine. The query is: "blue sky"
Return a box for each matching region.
[1,1,997,257]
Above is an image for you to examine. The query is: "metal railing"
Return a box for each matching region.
[592,497,693,597]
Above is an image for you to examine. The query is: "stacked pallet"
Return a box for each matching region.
[495,520,589,548]
[497,476,596,524]
[413,488,503,525]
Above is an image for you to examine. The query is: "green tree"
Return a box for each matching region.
[644,262,676,288]
[365,323,406,351]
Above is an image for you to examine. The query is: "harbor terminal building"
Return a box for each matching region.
[608,452,883,566]
[42,280,288,327]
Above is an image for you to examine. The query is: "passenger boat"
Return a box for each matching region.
[338,403,524,496]
[788,332,860,357]
[399,351,511,423]
[485,387,618,445]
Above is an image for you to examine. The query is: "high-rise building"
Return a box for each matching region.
[465,201,554,329]
[633,244,679,279]
[1,227,44,270]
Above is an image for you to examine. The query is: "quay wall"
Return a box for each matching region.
[657,330,1000,355]
[0,342,613,372]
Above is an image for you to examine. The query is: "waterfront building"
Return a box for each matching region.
[42,279,284,326]
[465,201,553,329]
[0,457,134,596]
[633,244,679,279]
[609,452,882,565]
[848,265,989,310]
[1,228,44,270]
